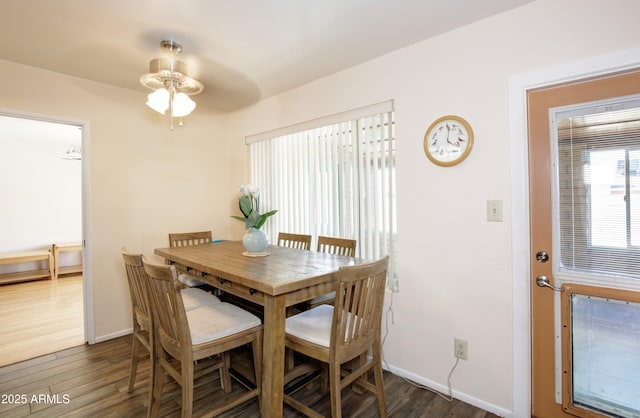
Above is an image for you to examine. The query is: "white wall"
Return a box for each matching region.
[0,59,234,341]
[226,0,640,415]
[1,0,639,415]
[0,116,82,271]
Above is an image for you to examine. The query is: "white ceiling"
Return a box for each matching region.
[0,0,532,112]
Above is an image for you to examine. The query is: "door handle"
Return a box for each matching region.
[535,275,564,292]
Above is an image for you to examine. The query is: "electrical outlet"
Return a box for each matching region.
[454,338,469,360]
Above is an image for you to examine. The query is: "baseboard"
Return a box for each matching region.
[92,328,132,344]
[383,362,513,418]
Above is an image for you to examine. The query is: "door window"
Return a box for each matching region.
[552,96,640,417]
[561,287,640,417]
[552,96,640,283]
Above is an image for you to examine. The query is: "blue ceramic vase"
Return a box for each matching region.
[242,227,269,254]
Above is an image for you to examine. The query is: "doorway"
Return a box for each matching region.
[0,113,88,366]
[509,48,640,418]
[528,71,640,417]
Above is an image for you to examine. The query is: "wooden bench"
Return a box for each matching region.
[52,243,83,279]
[0,249,54,285]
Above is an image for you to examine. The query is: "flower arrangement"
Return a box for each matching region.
[231,184,277,230]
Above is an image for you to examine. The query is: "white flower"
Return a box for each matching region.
[247,184,260,198]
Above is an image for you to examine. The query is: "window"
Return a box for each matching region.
[588,149,640,248]
[246,102,397,290]
[553,96,640,281]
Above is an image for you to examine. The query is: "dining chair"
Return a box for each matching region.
[317,235,356,257]
[276,232,313,373]
[284,256,389,418]
[121,249,221,395]
[142,257,263,418]
[121,249,154,397]
[168,231,213,247]
[299,236,357,311]
[277,232,312,250]
[168,231,212,288]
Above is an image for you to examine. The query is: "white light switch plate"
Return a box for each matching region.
[487,200,503,222]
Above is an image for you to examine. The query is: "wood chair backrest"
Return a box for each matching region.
[121,249,152,332]
[277,232,312,250]
[332,256,388,364]
[317,236,356,257]
[142,257,191,360]
[168,231,213,247]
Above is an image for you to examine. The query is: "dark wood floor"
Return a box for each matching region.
[0,335,501,417]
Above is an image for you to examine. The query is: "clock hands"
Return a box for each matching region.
[431,123,465,155]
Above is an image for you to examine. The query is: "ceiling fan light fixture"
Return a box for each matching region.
[140,40,204,129]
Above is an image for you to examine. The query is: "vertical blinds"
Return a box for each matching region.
[553,97,640,281]
[247,103,397,290]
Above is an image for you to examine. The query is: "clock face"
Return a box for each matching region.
[423,115,473,166]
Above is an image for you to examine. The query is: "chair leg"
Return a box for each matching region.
[285,347,295,372]
[149,352,165,418]
[220,352,232,393]
[146,360,154,418]
[351,353,367,394]
[373,347,388,418]
[329,361,342,418]
[146,337,155,418]
[320,362,329,395]
[182,360,194,418]
[252,333,263,413]
[127,332,141,393]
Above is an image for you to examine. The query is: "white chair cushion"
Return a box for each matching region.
[285,304,334,347]
[178,272,206,288]
[187,302,261,345]
[181,287,220,312]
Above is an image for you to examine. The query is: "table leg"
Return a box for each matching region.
[261,294,286,417]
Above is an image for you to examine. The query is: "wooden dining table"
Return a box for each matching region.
[154,240,361,417]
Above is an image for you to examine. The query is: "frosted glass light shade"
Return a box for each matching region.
[172,92,196,117]
[146,89,195,117]
[146,88,170,114]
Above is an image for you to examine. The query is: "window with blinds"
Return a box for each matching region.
[246,101,398,290]
[552,96,640,281]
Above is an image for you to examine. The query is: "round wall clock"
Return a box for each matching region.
[423,115,474,166]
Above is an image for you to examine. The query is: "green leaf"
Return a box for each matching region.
[239,196,252,217]
[247,211,261,228]
[254,209,278,229]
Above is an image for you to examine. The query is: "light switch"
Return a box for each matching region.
[487,200,503,222]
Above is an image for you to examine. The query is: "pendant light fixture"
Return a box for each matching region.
[140,40,204,130]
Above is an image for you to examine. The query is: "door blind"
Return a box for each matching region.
[552,96,640,282]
